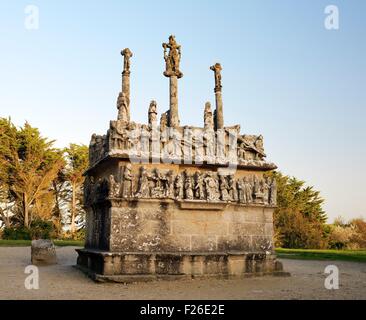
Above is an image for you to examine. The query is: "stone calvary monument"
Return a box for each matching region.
[76,36,286,282]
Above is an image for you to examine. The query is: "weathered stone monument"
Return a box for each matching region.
[76,36,286,282]
[31,239,57,266]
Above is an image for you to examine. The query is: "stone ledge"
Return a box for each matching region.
[74,264,290,283]
[85,153,277,175]
[75,249,289,282]
[101,197,276,209]
[77,249,277,256]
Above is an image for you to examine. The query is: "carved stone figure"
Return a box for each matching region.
[121,48,133,74]
[204,102,214,130]
[151,169,163,198]
[210,63,222,92]
[219,175,230,201]
[135,166,150,198]
[128,124,142,157]
[228,175,238,202]
[110,121,129,150]
[174,173,184,199]
[254,135,265,158]
[244,176,253,203]
[122,164,133,198]
[107,174,120,198]
[194,172,205,200]
[162,35,183,78]
[184,171,194,200]
[237,178,245,203]
[204,172,218,202]
[237,142,248,161]
[148,100,158,127]
[91,135,105,163]
[171,129,182,159]
[263,177,270,205]
[117,92,129,122]
[269,178,277,206]
[166,170,175,198]
[89,134,97,164]
[193,131,205,163]
[160,112,168,131]
[159,170,170,197]
[253,176,264,203]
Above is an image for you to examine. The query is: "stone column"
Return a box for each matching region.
[122,71,130,103]
[210,63,224,130]
[119,48,133,122]
[169,75,179,127]
[214,88,224,130]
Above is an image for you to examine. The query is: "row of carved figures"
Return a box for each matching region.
[84,165,277,206]
[89,119,266,166]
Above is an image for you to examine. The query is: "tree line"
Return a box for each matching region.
[268,171,366,249]
[0,118,365,248]
[0,118,88,239]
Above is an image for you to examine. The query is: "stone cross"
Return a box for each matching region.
[162,35,183,128]
[121,48,133,75]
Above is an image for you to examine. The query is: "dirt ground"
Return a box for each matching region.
[0,246,365,300]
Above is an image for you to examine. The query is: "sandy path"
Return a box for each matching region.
[0,246,365,300]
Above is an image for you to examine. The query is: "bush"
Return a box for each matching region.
[3,220,55,240]
[3,226,31,240]
[29,219,55,239]
[328,225,355,249]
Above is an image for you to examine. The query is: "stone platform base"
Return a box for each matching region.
[75,249,289,283]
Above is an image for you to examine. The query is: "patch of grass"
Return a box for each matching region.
[0,239,31,247]
[275,248,366,263]
[0,239,84,247]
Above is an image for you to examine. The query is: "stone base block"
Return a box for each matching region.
[31,239,57,265]
[75,249,289,283]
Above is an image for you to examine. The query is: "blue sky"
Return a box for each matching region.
[0,0,365,222]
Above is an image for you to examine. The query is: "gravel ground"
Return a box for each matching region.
[0,246,365,300]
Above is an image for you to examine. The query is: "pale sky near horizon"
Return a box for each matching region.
[0,0,365,223]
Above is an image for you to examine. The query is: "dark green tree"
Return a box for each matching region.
[266,171,328,249]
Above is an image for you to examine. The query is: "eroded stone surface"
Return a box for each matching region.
[31,239,57,266]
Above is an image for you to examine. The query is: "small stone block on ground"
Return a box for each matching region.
[31,239,57,266]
